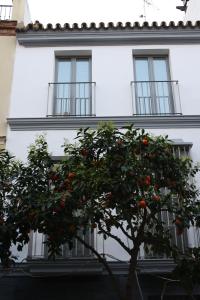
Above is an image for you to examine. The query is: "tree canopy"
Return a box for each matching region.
[0,124,200,300]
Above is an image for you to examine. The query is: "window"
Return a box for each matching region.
[133,56,175,115]
[28,231,94,259]
[56,231,94,259]
[141,143,192,260]
[53,57,93,116]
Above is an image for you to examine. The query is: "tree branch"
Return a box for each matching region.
[135,208,147,246]
[98,223,131,255]
[126,216,137,242]
[118,222,133,241]
[75,234,123,300]
[103,209,133,241]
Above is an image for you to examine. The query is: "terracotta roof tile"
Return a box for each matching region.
[16,20,200,33]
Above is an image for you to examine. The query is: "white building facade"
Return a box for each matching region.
[5,20,200,299]
[185,0,200,21]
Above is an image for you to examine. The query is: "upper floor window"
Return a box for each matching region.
[53,57,94,116]
[133,56,176,115]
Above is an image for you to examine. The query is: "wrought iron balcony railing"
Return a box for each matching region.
[27,226,200,261]
[47,82,96,117]
[131,80,182,116]
[28,231,94,260]
[0,5,12,20]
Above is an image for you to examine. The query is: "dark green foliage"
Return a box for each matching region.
[173,248,200,295]
[0,125,200,300]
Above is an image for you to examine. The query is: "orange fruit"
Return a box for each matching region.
[139,199,147,209]
[142,138,148,146]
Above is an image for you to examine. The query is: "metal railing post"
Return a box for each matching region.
[131,80,181,116]
[47,82,96,117]
[0,5,13,20]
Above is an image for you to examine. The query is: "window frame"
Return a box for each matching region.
[133,54,175,115]
[53,56,92,116]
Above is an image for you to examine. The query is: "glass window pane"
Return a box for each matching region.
[55,58,91,116]
[57,60,71,82]
[135,59,151,114]
[75,83,90,116]
[153,59,171,114]
[56,60,71,115]
[135,58,149,81]
[134,56,173,115]
[76,59,90,115]
[76,59,89,82]
[153,58,168,81]
[155,81,170,114]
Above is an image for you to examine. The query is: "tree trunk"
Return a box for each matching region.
[124,250,139,300]
[76,235,123,300]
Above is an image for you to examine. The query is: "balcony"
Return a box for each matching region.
[131,80,181,116]
[28,223,199,262]
[0,5,12,20]
[47,82,96,117]
[28,231,94,260]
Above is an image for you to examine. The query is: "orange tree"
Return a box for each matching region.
[0,150,22,267]
[1,125,200,300]
[0,137,54,266]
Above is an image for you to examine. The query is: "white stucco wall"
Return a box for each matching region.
[9,43,200,118]
[6,127,200,161]
[7,39,200,262]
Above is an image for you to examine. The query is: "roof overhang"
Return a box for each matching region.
[16,21,200,47]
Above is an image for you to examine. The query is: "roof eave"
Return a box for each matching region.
[16,28,200,47]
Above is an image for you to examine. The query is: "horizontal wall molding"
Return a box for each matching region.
[0,259,175,276]
[17,29,200,47]
[7,115,200,131]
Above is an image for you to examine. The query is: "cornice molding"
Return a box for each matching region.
[16,21,200,46]
[17,29,200,46]
[7,115,200,131]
